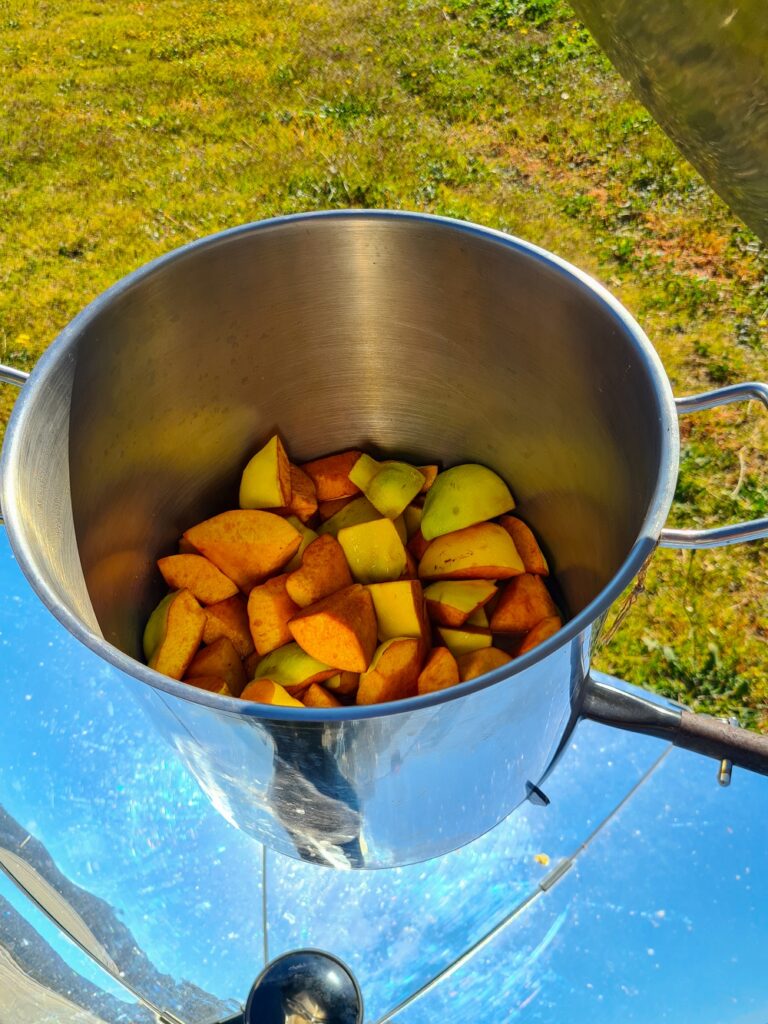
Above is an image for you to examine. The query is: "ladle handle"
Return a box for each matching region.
[0,364,29,526]
[583,672,768,778]
[660,382,768,549]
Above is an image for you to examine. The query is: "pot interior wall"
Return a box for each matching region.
[60,215,666,659]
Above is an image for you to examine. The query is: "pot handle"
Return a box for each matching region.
[583,672,768,779]
[0,363,30,526]
[659,382,768,549]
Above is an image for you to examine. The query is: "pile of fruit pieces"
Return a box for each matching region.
[142,436,563,708]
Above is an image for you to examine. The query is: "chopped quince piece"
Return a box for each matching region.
[348,453,381,491]
[325,671,359,696]
[286,464,318,523]
[247,574,299,655]
[417,646,460,695]
[288,584,378,673]
[365,580,427,642]
[317,495,380,536]
[417,465,439,493]
[436,626,492,658]
[157,553,238,606]
[498,516,549,576]
[184,675,233,696]
[490,574,559,634]
[184,510,301,592]
[424,580,497,627]
[418,523,524,581]
[302,682,343,708]
[186,636,247,696]
[357,638,422,705]
[365,461,424,519]
[301,450,362,501]
[518,615,563,655]
[239,435,292,510]
[241,679,304,707]
[285,534,353,608]
[317,496,356,521]
[144,590,205,679]
[457,647,512,682]
[337,519,407,584]
[283,516,319,572]
[420,464,515,540]
[202,594,254,657]
[254,642,336,693]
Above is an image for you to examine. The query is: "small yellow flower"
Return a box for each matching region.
[15,333,31,345]
[534,852,550,866]
[520,26,529,34]
[345,78,352,85]
[365,46,374,53]
[410,70,417,77]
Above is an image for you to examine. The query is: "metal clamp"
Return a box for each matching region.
[0,363,30,526]
[660,382,768,549]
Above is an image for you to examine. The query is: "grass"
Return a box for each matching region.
[1,0,766,723]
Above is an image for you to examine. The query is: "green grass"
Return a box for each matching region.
[1,0,766,722]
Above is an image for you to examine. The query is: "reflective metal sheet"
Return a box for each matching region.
[571,0,768,241]
[390,748,768,1023]
[0,872,153,1024]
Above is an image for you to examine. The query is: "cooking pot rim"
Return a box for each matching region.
[1,209,680,721]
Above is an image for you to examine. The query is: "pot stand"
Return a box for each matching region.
[1,529,767,1024]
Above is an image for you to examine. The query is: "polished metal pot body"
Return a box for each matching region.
[2,210,759,868]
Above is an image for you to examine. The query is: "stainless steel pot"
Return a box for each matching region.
[1,211,767,869]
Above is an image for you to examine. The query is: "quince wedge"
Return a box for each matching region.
[288,584,378,673]
[239,435,292,510]
[301,450,362,501]
[357,637,422,705]
[418,523,524,581]
[436,626,492,658]
[184,510,301,593]
[417,646,460,695]
[365,461,425,519]
[247,574,299,656]
[186,636,247,696]
[337,518,407,584]
[285,464,318,524]
[143,590,205,680]
[365,580,427,642]
[317,496,380,537]
[456,647,512,682]
[202,594,254,657]
[420,464,515,540]
[285,534,353,608]
[518,615,563,655]
[498,516,549,576]
[241,679,304,708]
[184,675,234,696]
[302,682,343,708]
[157,554,238,606]
[424,580,497,627]
[489,574,559,634]
[283,516,319,572]
[253,642,336,694]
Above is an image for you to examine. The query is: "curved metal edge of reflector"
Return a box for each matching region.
[570,0,768,244]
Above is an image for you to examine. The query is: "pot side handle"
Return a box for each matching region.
[0,363,30,527]
[660,382,768,549]
[583,672,768,778]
